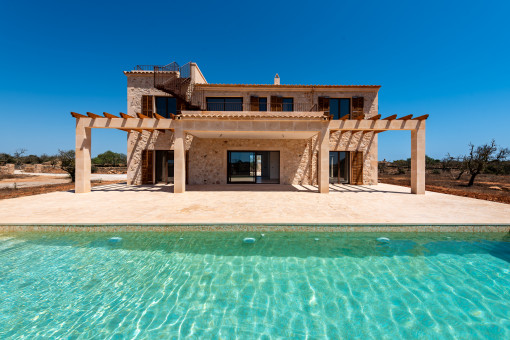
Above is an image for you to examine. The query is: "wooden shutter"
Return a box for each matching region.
[141,150,154,184]
[250,96,259,111]
[142,95,154,118]
[351,151,364,185]
[270,96,282,111]
[351,97,364,119]
[318,97,330,113]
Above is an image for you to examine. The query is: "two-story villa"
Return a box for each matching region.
[72,61,427,194]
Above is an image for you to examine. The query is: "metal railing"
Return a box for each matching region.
[195,102,319,112]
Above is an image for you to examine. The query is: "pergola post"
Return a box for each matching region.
[173,127,186,193]
[411,122,426,194]
[318,127,330,193]
[75,122,91,193]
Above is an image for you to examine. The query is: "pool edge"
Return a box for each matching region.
[0,223,509,232]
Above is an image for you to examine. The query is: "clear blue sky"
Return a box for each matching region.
[1,0,509,160]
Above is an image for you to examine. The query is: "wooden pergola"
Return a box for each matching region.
[72,111,427,194]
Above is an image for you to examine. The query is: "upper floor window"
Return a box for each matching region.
[206,97,243,111]
[319,97,352,119]
[270,96,294,111]
[155,97,177,118]
[250,96,267,111]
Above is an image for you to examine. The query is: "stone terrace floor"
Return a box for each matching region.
[0,183,508,224]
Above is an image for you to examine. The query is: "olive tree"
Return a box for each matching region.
[58,149,75,182]
[462,140,509,186]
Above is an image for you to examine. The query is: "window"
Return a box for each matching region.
[282,97,294,112]
[319,97,351,119]
[141,95,153,117]
[270,96,294,111]
[259,97,267,111]
[155,97,177,118]
[206,97,243,111]
[250,96,267,111]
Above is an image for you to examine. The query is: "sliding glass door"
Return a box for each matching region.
[329,151,350,183]
[228,151,280,184]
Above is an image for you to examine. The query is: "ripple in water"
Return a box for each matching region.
[0,231,509,339]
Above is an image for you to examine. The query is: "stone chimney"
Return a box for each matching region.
[274,73,280,85]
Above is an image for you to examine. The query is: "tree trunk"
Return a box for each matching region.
[456,169,465,180]
[467,172,477,186]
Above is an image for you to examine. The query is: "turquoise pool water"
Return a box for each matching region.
[0,232,509,339]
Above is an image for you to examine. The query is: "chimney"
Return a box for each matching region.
[274,73,280,85]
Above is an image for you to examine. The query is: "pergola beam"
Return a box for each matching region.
[103,112,119,118]
[382,114,397,120]
[86,112,103,119]
[413,114,429,120]
[398,114,413,120]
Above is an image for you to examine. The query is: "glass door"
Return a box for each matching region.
[329,151,350,183]
[228,151,256,183]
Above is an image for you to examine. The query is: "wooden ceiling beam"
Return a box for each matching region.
[153,112,166,119]
[398,114,413,120]
[119,112,132,119]
[413,114,429,120]
[136,112,149,119]
[70,112,88,118]
[339,114,350,120]
[103,112,119,118]
[369,114,381,120]
[382,114,397,120]
[86,112,103,119]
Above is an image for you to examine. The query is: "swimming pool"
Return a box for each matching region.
[1,232,509,338]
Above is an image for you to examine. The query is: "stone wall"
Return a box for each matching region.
[125,73,379,186]
[188,138,315,185]
[0,164,14,174]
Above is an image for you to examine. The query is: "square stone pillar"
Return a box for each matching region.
[411,123,426,194]
[174,127,186,193]
[318,127,330,193]
[75,122,91,193]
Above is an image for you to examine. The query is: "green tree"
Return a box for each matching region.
[92,151,126,166]
[462,140,509,186]
[58,150,75,182]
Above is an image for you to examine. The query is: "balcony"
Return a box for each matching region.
[191,101,319,112]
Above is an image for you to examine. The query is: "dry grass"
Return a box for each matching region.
[0,181,124,200]
[379,173,510,204]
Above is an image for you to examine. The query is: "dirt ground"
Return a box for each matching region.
[379,172,510,204]
[0,181,124,200]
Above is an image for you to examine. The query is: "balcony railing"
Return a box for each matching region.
[194,102,319,112]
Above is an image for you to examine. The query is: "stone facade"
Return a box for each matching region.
[125,72,380,187]
[188,138,314,185]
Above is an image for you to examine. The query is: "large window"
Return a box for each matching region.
[206,97,243,111]
[155,97,177,118]
[282,97,294,111]
[270,96,294,111]
[329,98,350,120]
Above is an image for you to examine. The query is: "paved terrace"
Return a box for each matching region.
[0,183,508,224]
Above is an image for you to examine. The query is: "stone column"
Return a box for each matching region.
[75,121,91,193]
[174,126,186,193]
[411,122,426,194]
[318,127,330,193]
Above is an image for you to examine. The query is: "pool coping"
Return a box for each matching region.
[1,223,509,232]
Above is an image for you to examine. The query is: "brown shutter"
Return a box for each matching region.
[141,150,154,184]
[270,96,282,111]
[142,95,154,118]
[318,97,330,113]
[350,151,364,185]
[351,97,364,119]
[250,96,259,111]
